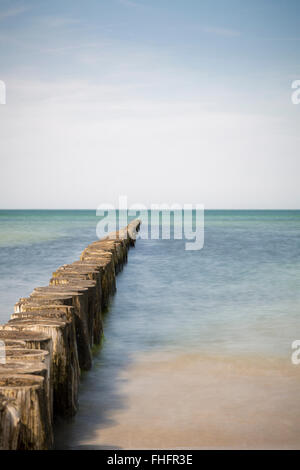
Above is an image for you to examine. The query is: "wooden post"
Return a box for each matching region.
[0,219,141,449]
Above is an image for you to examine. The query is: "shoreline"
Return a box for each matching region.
[55,350,300,450]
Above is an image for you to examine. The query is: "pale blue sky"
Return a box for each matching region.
[0,0,299,208]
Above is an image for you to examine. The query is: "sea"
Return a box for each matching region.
[0,210,299,449]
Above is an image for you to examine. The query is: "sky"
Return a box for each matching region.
[0,0,299,209]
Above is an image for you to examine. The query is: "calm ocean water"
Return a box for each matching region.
[0,210,299,357]
[0,210,299,448]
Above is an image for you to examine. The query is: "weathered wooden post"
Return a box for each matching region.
[0,219,141,449]
[0,374,53,450]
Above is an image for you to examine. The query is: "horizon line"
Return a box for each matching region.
[0,208,299,211]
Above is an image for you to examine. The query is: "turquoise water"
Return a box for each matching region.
[103,210,300,359]
[0,210,300,448]
[0,210,299,358]
[0,210,100,322]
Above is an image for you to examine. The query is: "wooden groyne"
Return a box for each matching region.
[0,219,141,450]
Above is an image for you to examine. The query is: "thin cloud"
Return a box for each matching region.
[264,37,300,41]
[38,16,81,28]
[0,5,30,21]
[44,42,99,54]
[202,26,240,37]
[119,0,142,8]
[0,31,98,54]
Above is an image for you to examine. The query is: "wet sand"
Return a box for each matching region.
[59,351,300,449]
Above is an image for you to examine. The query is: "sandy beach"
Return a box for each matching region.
[71,351,300,450]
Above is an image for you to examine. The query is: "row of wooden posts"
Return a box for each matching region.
[0,219,141,450]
